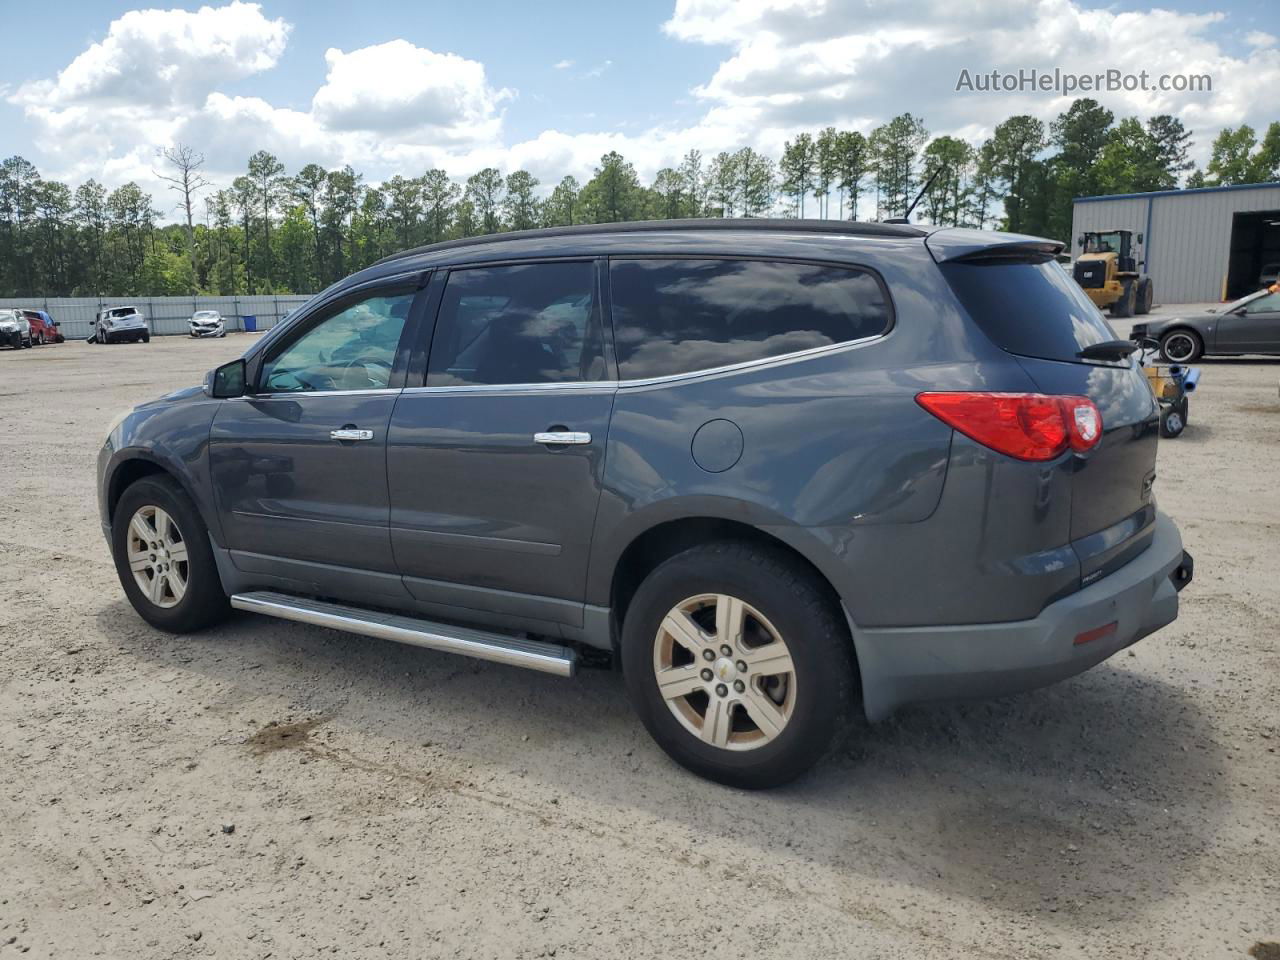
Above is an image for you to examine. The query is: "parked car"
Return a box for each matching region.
[96,220,1193,788]
[1130,287,1280,361]
[21,309,62,344]
[188,310,227,338]
[0,309,33,349]
[91,306,150,344]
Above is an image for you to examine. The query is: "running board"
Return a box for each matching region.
[230,591,577,677]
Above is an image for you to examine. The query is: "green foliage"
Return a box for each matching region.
[2,102,1276,297]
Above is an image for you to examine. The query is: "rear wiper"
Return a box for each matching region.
[1077,340,1138,362]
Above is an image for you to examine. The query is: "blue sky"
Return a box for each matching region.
[3,0,1277,213]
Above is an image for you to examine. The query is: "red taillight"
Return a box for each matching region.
[916,392,1102,461]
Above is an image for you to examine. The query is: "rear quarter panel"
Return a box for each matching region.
[585,242,1027,610]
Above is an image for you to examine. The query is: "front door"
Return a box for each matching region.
[209,284,420,600]
[1216,291,1280,353]
[387,260,614,628]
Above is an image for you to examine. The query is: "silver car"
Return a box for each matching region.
[0,309,33,349]
[91,306,150,345]
[188,310,226,338]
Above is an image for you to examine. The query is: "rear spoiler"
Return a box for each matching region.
[924,228,1064,265]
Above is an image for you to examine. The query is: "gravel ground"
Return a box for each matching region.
[0,332,1277,960]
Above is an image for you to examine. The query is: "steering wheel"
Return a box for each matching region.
[338,356,393,389]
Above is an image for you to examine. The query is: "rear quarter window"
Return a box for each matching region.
[940,259,1118,364]
[609,258,891,380]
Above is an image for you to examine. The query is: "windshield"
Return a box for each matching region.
[193,311,219,320]
[1083,232,1125,254]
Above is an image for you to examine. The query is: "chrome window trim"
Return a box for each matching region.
[395,333,885,397]
[616,332,886,390]
[401,381,617,397]
[227,388,403,401]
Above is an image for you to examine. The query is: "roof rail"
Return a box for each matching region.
[372,217,929,267]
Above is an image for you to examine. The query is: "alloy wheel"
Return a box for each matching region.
[652,593,796,751]
[1164,333,1196,362]
[126,505,189,608]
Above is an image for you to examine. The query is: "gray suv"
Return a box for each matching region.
[97,220,1193,787]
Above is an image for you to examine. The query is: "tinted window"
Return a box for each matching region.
[1243,292,1280,314]
[941,259,1117,364]
[260,292,412,392]
[426,262,604,387]
[608,259,890,380]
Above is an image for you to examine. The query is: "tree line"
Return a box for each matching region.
[2,98,1278,299]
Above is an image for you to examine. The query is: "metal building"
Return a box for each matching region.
[1071,181,1280,304]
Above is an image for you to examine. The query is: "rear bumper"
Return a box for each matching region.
[851,511,1189,721]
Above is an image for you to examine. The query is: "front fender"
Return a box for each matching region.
[99,396,223,546]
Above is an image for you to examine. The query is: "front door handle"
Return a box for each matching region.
[331,428,374,441]
[534,430,591,445]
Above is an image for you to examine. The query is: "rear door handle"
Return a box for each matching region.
[534,431,591,445]
[330,428,374,441]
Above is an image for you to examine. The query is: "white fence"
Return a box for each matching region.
[0,294,316,340]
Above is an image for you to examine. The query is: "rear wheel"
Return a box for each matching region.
[111,475,229,632]
[1160,329,1202,363]
[1110,281,1135,318]
[621,541,853,788]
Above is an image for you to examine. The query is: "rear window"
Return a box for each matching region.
[609,258,891,380]
[940,259,1118,364]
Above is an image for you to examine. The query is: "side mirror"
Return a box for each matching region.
[1137,233,1144,243]
[209,359,247,398]
[1076,234,1085,248]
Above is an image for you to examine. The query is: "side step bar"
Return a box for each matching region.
[230,591,577,677]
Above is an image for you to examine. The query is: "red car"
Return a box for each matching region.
[21,309,63,344]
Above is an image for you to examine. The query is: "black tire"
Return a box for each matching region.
[1159,404,1185,438]
[1160,328,1202,363]
[1110,280,1135,318]
[22,336,32,348]
[111,475,229,632]
[1137,278,1154,315]
[142,332,151,343]
[620,541,854,789]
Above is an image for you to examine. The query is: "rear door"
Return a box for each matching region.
[1216,291,1280,353]
[937,249,1160,583]
[386,260,614,629]
[209,281,422,601]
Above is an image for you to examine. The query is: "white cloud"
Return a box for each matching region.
[311,39,510,142]
[662,0,1280,159]
[9,0,1280,215]
[14,1,287,110]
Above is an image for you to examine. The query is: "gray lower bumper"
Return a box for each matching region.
[851,511,1186,721]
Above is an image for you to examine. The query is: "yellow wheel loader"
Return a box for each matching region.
[1071,229,1154,318]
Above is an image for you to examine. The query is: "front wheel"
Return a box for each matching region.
[1160,329,1202,363]
[621,541,854,788]
[111,475,229,632]
[1160,404,1186,438]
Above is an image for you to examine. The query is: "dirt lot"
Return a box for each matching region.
[0,333,1277,960]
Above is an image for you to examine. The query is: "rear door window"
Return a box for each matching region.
[425,262,606,387]
[608,258,891,380]
[940,259,1118,364]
